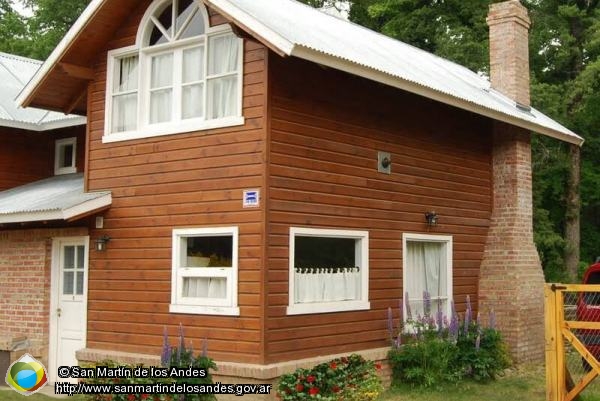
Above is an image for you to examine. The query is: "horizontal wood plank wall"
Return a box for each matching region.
[265,54,493,363]
[0,126,85,191]
[85,2,267,364]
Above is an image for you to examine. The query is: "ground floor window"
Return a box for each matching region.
[287,227,370,315]
[170,227,239,316]
[402,233,453,320]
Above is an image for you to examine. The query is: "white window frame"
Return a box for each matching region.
[170,226,239,316]
[54,137,77,175]
[287,227,370,315]
[103,0,244,143]
[402,233,453,321]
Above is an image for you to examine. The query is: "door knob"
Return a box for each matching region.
[57,308,62,317]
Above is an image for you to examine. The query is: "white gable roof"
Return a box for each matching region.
[0,52,86,131]
[17,0,582,145]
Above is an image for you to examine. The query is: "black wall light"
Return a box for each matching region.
[425,211,438,227]
[95,235,111,251]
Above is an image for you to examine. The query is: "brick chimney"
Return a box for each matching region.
[478,0,545,363]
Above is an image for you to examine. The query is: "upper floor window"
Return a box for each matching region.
[54,137,77,175]
[105,0,244,143]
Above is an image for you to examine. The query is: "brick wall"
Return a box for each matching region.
[480,0,545,363]
[0,227,87,365]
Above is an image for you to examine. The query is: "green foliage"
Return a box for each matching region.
[387,296,510,388]
[276,354,383,400]
[166,344,217,401]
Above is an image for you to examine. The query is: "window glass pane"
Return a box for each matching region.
[295,237,356,268]
[76,246,85,269]
[184,235,232,267]
[113,56,138,92]
[151,53,173,88]
[180,8,205,39]
[149,2,173,46]
[405,241,447,316]
[64,246,75,269]
[63,272,74,295]
[182,84,203,119]
[59,144,74,168]
[112,93,138,132]
[182,277,227,298]
[207,76,237,119]
[208,34,239,75]
[76,272,84,295]
[150,89,173,124]
[183,46,204,83]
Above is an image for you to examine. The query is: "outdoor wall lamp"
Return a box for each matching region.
[425,211,438,227]
[95,235,111,252]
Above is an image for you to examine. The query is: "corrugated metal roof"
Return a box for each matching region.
[0,52,86,131]
[16,0,583,145]
[207,0,583,145]
[0,174,111,223]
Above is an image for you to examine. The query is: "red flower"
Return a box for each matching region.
[375,362,382,370]
[309,387,319,396]
[127,395,136,401]
[332,385,341,393]
[341,357,348,364]
[306,375,315,383]
[295,383,304,392]
[330,362,337,369]
[141,395,149,400]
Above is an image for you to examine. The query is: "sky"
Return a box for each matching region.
[11,0,34,17]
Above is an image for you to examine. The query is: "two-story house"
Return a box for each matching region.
[3,0,583,396]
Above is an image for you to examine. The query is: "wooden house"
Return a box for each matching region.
[4,0,583,396]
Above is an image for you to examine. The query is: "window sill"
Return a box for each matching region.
[102,116,245,143]
[169,304,240,316]
[286,301,370,315]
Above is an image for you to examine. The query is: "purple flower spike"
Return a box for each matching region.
[423,291,431,317]
[160,326,171,367]
[489,309,496,329]
[405,292,413,321]
[387,307,394,344]
[449,311,459,343]
[202,338,208,357]
[464,295,472,335]
[475,333,481,351]
[436,309,444,335]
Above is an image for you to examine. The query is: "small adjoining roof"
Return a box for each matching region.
[0,52,86,131]
[17,0,583,145]
[0,174,111,224]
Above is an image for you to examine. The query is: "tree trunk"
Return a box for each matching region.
[565,144,581,282]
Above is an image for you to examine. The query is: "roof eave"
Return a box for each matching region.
[0,192,112,224]
[15,0,106,109]
[290,46,584,147]
[0,116,87,131]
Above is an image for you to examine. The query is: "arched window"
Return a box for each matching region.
[105,0,243,142]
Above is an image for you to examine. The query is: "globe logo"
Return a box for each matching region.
[5,353,48,396]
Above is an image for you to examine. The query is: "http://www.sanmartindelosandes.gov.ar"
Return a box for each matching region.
[5,353,49,396]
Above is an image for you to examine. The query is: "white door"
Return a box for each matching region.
[49,237,89,383]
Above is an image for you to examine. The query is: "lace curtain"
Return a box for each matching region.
[182,277,227,299]
[112,56,138,132]
[294,268,360,303]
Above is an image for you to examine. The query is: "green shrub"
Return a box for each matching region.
[387,293,511,388]
[276,354,383,400]
[84,325,216,401]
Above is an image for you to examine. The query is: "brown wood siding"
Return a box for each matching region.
[265,54,493,363]
[85,4,268,362]
[0,125,85,191]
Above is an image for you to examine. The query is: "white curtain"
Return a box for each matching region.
[182,277,226,299]
[150,53,173,124]
[207,34,239,119]
[294,268,360,303]
[208,34,239,75]
[405,241,447,317]
[182,47,204,119]
[112,56,138,132]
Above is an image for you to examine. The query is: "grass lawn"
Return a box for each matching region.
[379,364,600,401]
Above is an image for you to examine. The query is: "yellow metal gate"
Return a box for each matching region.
[546,284,600,401]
